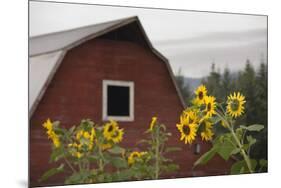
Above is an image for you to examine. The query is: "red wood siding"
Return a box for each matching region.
[30,38,231,187]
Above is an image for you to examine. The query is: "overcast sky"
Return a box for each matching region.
[30,1,267,78]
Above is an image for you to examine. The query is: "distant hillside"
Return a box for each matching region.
[183,77,203,92]
[182,71,240,92]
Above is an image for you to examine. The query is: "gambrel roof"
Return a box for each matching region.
[29,16,185,115]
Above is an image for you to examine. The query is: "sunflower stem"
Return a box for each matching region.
[217,103,226,115]
[155,124,160,179]
[229,127,253,173]
[215,111,253,173]
[98,144,104,172]
[64,156,77,173]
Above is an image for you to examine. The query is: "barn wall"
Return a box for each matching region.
[30,38,231,187]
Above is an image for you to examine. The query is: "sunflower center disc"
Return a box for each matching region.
[198,92,203,100]
[112,130,119,138]
[108,125,113,132]
[231,99,239,111]
[183,125,190,135]
[207,103,212,111]
[201,121,206,131]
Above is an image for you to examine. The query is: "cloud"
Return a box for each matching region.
[164,40,267,78]
[154,28,267,47]
[150,28,267,78]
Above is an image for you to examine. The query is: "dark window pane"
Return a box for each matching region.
[107,85,130,116]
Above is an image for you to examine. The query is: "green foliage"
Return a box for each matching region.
[193,147,218,166]
[108,145,125,155]
[40,118,181,184]
[193,95,267,174]
[216,135,237,161]
[194,122,265,173]
[49,147,65,162]
[110,157,128,169]
[240,124,264,132]
[195,60,267,163]
[39,164,64,182]
[231,159,257,174]
[40,119,129,184]
[128,119,180,180]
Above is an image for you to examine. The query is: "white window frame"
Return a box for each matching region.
[102,80,134,122]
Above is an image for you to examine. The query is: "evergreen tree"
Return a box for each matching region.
[202,63,223,101]
[221,67,236,100]
[237,59,257,124]
[256,62,268,125]
[251,61,268,162]
[175,68,191,105]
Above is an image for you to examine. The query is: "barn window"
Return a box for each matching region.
[102,80,134,121]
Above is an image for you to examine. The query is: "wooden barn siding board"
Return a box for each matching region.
[30,38,231,187]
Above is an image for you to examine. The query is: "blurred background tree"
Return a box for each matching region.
[175,68,192,105]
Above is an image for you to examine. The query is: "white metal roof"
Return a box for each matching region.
[29,17,137,56]
[29,16,185,115]
[29,51,64,111]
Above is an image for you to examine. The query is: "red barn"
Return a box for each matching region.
[29,16,231,187]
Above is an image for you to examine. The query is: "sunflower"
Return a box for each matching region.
[75,151,83,159]
[128,151,141,165]
[75,128,96,150]
[88,128,96,150]
[176,112,198,144]
[103,120,124,143]
[149,117,157,131]
[90,128,96,143]
[204,96,217,118]
[127,151,147,165]
[200,120,214,141]
[101,143,113,150]
[227,92,246,118]
[194,85,208,105]
[76,130,83,140]
[111,128,124,144]
[42,119,60,148]
[103,120,118,141]
[182,109,199,124]
[43,118,53,131]
[68,142,83,158]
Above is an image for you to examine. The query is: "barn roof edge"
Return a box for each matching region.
[29,16,186,116]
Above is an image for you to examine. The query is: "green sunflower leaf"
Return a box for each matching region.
[231,159,257,174]
[164,147,182,153]
[64,170,90,184]
[230,148,241,155]
[209,116,221,124]
[50,147,64,162]
[246,135,257,147]
[193,146,218,167]
[136,139,150,145]
[161,164,179,173]
[39,164,64,182]
[88,155,99,162]
[108,145,125,154]
[240,124,264,132]
[235,128,244,141]
[217,137,236,160]
[111,157,128,169]
[68,126,76,134]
